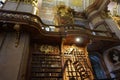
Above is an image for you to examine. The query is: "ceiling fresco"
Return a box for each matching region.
[39,0,95,24]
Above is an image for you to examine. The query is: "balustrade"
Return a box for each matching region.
[0,10,119,41]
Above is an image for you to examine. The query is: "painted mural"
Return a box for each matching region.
[62,45,85,56]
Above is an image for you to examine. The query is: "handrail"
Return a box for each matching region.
[0,9,119,41]
[0,10,90,34]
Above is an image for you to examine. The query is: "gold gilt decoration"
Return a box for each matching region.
[54,5,74,25]
[71,0,83,7]
[112,16,120,29]
[13,24,21,47]
[39,44,60,54]
[43,0,53,2]
[62,45,94,80]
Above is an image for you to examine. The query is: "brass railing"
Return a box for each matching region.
[0,10,119,41]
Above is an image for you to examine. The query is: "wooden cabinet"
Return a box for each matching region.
[31,52,62,80]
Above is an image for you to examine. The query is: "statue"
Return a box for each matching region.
[108,48,120,66]
[54,5,74,25]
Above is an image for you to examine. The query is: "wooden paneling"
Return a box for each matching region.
[0,32,29,80]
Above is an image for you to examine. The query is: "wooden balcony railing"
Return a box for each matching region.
[0,9,119,41]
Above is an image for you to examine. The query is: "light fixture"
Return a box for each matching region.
[75,37,83,43]
[76,37,80,42]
